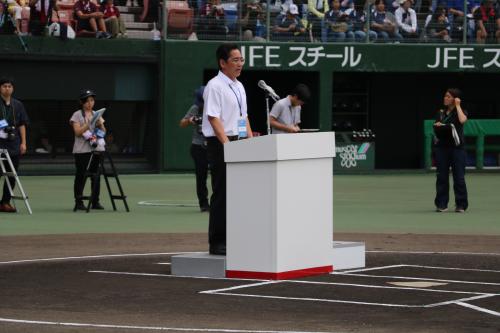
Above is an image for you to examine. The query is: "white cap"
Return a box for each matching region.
[288,3,299,14]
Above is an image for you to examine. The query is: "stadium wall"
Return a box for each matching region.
[0,38,498,171]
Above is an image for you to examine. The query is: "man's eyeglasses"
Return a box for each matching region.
[228,57,245,64]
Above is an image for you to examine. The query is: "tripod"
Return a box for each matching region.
[0,149,32,214]
[74,150,129,213]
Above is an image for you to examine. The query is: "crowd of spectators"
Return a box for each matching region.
[0,0,498,43]
[0,0,130,38]
[184,0,499,43]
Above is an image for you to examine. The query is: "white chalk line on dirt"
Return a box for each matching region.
[0,252,203,265]
[0,317,341,333]
[455,301,500,317]
[338,264,500,274]
[332,273,500,286]
[89,270,268,282]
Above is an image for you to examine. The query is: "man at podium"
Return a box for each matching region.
[201,43,253,255]
[269,83,310,134]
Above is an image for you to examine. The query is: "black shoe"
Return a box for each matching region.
[74,202,86,211]
[91,202,105,210]
[200,205,210,212]
[209,243,226,255]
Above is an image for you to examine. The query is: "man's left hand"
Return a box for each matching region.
[20,143,27,155]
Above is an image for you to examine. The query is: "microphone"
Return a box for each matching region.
[257,80,280,101]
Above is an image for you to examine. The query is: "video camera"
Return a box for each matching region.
[82,128,106,149]
[192,116,203,134]
[0,119,16,141]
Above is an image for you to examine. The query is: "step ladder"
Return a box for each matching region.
[0,149,32,214]
[75,151,129,213]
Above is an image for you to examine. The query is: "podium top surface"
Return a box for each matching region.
[225,132,336,163]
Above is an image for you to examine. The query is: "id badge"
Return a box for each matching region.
[238,117,247,139]
[0,119,8,129]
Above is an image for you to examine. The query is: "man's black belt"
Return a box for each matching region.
[207,136,239,142]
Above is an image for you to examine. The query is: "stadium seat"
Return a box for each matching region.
[56,0,76,10]
[166,0,193,34]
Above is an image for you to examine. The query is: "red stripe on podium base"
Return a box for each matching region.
[226,265,333,280]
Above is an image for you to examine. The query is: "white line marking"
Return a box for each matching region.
[427,294,496,307]
[332,273,500,286]
[0,252,204,265]
[209,292,421,308]
[455,301,500,317]
[403,265,500,273]
[337,264,500,274]
[200,281,280,294]
[367,250,500,256]
[157,263,171,265]
[282,280,492,296]
[89,270,269,282]
[0,317,338,333]
[336,265,408,273]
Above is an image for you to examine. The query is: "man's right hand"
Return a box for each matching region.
[287,125,300,133]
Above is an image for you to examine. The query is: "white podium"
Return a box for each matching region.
[224,132,335,279]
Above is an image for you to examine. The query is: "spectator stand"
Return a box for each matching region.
[424,119,500,170]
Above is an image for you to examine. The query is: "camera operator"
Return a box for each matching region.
[70,89,106,211]
[179,86,209,212]
[0,77,29,213]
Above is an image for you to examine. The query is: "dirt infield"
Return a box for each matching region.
[0,233,499,333]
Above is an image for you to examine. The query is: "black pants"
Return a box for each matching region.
[190,144,209,208]
[434,146,468,210]
[1,153,19,204]
[74,152,101,204]
[206,137,228,247]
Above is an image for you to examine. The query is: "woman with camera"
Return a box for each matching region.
[0,77,29,213]
[70,89,106,211]
[179,86,209,212]
[433,88,468,213]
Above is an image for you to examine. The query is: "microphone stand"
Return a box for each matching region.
[265,92,271,135]
[264,92,279,135]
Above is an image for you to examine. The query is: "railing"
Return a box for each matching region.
[162,0,500,44]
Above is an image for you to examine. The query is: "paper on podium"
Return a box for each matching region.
[90,108,106,128]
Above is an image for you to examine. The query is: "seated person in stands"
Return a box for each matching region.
[370,0,403,42]
[101,0,126,37]
[350,2,378,42]
[324,0,355,42]
[395,0,418,41]
[6,0,30,35]
[424,5,451,42]
[241,0,266,40]
[74,0,111,38]
[272,4,307,41]
[445,0,480,41]
[0,1,17,34]
[474,0,499,43]
[200,0,227,36]
[29,0,54,35]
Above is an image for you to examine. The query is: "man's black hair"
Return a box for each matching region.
[216,44,240,70]
[292,83,311,102]
[0,77,14,86]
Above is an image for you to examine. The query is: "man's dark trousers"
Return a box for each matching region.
[206,137,226,248]
[190,143,209,209]
[1,153,19,204]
